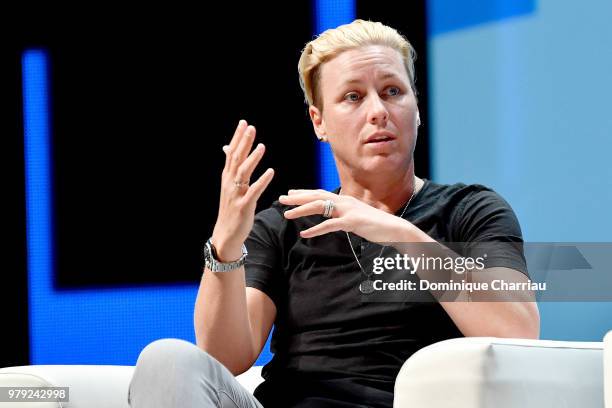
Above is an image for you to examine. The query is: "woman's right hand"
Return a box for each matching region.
[211,120,275,262]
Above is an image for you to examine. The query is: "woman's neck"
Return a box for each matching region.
[338,170,421,214]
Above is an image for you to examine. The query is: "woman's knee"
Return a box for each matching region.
[135,338,216,375]
[137,338,196,361]
[129,338,222,407]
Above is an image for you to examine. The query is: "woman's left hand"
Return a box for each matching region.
[279,189,415,243]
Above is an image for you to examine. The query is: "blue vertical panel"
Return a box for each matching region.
[22,50,54,363]
[315,0,355,190]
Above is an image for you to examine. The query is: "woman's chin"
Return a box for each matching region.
[359,155,404,174]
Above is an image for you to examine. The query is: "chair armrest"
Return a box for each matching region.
[0,365,134,408]
[394,337,604,408]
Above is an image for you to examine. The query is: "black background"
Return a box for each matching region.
[2,1,428,366]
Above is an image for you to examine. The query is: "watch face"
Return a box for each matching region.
[204,241,213,264]
[209,241,219,260]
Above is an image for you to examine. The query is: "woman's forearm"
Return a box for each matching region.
[397,223,541,339]
[194,239,256,376]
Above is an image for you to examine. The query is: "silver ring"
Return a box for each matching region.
[322,199,335,218]
[234,180,249,188]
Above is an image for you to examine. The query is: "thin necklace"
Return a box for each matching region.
[343,176,420,294]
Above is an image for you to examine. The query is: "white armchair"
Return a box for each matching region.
[1,334,609,408]
[395,336,605,407]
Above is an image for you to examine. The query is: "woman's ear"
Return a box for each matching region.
[309,105,327,141]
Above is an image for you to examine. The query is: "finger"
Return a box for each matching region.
[224,121,248,172]
[283,200,327,219]
[288,189,318,195]
[300,218,344,238]
[279,192,330,206]
[243,168,275,203]
[287,188,328,195]
[228,120,248,153]
[236,143,266,183]
[230,125,256,174]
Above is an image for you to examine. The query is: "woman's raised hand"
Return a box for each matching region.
[211,120,274,261]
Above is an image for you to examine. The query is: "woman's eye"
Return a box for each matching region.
[387,86,401,96]
[345,92,360,102]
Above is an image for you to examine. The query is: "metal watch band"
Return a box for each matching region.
[204,238,248,272]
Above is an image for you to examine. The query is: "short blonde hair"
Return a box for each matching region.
[297,19,417,110]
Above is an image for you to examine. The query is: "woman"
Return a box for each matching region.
[128,19,539,408]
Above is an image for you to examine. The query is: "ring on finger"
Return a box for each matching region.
[322,199,335,218]
[234,180,249,189]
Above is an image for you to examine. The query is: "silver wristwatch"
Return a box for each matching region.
[203,238,248,272]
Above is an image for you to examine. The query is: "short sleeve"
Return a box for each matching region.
[451,187,529,277]
[244,207,285,309]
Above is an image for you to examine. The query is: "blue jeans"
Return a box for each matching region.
[128,338,264,408]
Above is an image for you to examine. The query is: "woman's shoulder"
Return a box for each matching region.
[411,179,515,224]
[419,178,505,206]
[422,178,495,196]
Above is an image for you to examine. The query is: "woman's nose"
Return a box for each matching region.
[366,94,389,125]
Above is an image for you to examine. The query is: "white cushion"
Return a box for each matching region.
[394,337,604,408]
[0,365,134,408]
[236,365,263,394]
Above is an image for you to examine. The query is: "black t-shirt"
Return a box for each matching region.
[244,179,528,407]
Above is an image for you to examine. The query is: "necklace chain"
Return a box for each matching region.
[344,176,420,281]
